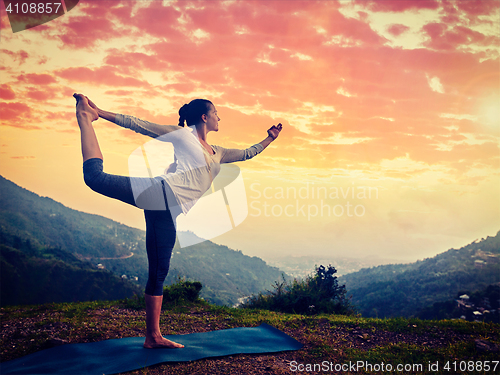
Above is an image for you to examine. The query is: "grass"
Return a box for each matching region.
[1,299,499,374]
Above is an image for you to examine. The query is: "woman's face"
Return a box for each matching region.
[205,104,220,132]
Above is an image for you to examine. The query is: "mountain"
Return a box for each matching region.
[0,176,143,259]
[0,234,141,306]
[339,232,500,318]
[0,176,285,306]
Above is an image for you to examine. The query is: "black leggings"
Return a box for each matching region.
[83,158,177,296]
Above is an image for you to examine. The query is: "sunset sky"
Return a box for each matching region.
[1,0,499,264]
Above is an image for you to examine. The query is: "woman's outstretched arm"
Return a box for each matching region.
[86,97,179,138]
[218,123,283,163]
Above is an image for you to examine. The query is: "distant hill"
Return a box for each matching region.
[339,232,500,318]
[0,239,141,306]
[0,175,143,259]
[0,176,285,306]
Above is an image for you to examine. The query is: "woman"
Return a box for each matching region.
[74,93,282,349]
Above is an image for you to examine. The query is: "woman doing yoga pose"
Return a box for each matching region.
[74,93,282,349]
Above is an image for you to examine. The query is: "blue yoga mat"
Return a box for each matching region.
[2,323,302,374]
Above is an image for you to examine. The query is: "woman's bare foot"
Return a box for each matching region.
[74,93,98,122]
[144,335,184,349]
[74,93,103,161]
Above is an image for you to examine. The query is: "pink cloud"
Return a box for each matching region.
[260,0,335,14]
[357,0,440,12]
[172,1,382,66]
[126,2,182,40]
[53,0,181,48]
[26,88,52,101]
[423,22,500,50]
[103,90,134,97]
[17,73,57,85]
[422,22,448,41]
[387,24,410,37]
[146,39,222,70]
[49,2,138,49]
[324,10,388,45]
[440,0,461,23]
[0,84,16,100]
[55,66,148,88]
[453,25,500,46]
[0,102,41,129]
[455,0,499,16]
[182,0,330,42]
[57,17,119,49]
[184,4,235,36]
[0,102,32,120]
[103,50,167,74]
[1,49,29,65]
[36,1,182,49]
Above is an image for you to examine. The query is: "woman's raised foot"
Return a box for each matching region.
[74,93,98,122]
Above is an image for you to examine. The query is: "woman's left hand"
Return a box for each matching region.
[267,123,283,140]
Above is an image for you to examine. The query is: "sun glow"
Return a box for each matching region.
[481,97,500,127]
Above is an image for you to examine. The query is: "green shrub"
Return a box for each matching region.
[241,265,353,315]
[162,279,203,305]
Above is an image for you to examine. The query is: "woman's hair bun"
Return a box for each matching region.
[178,103,189,127]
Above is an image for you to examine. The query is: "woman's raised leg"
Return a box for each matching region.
[74,93,103,162]
[75,93,136,206]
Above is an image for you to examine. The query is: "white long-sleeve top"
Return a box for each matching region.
[116,114,264,214]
